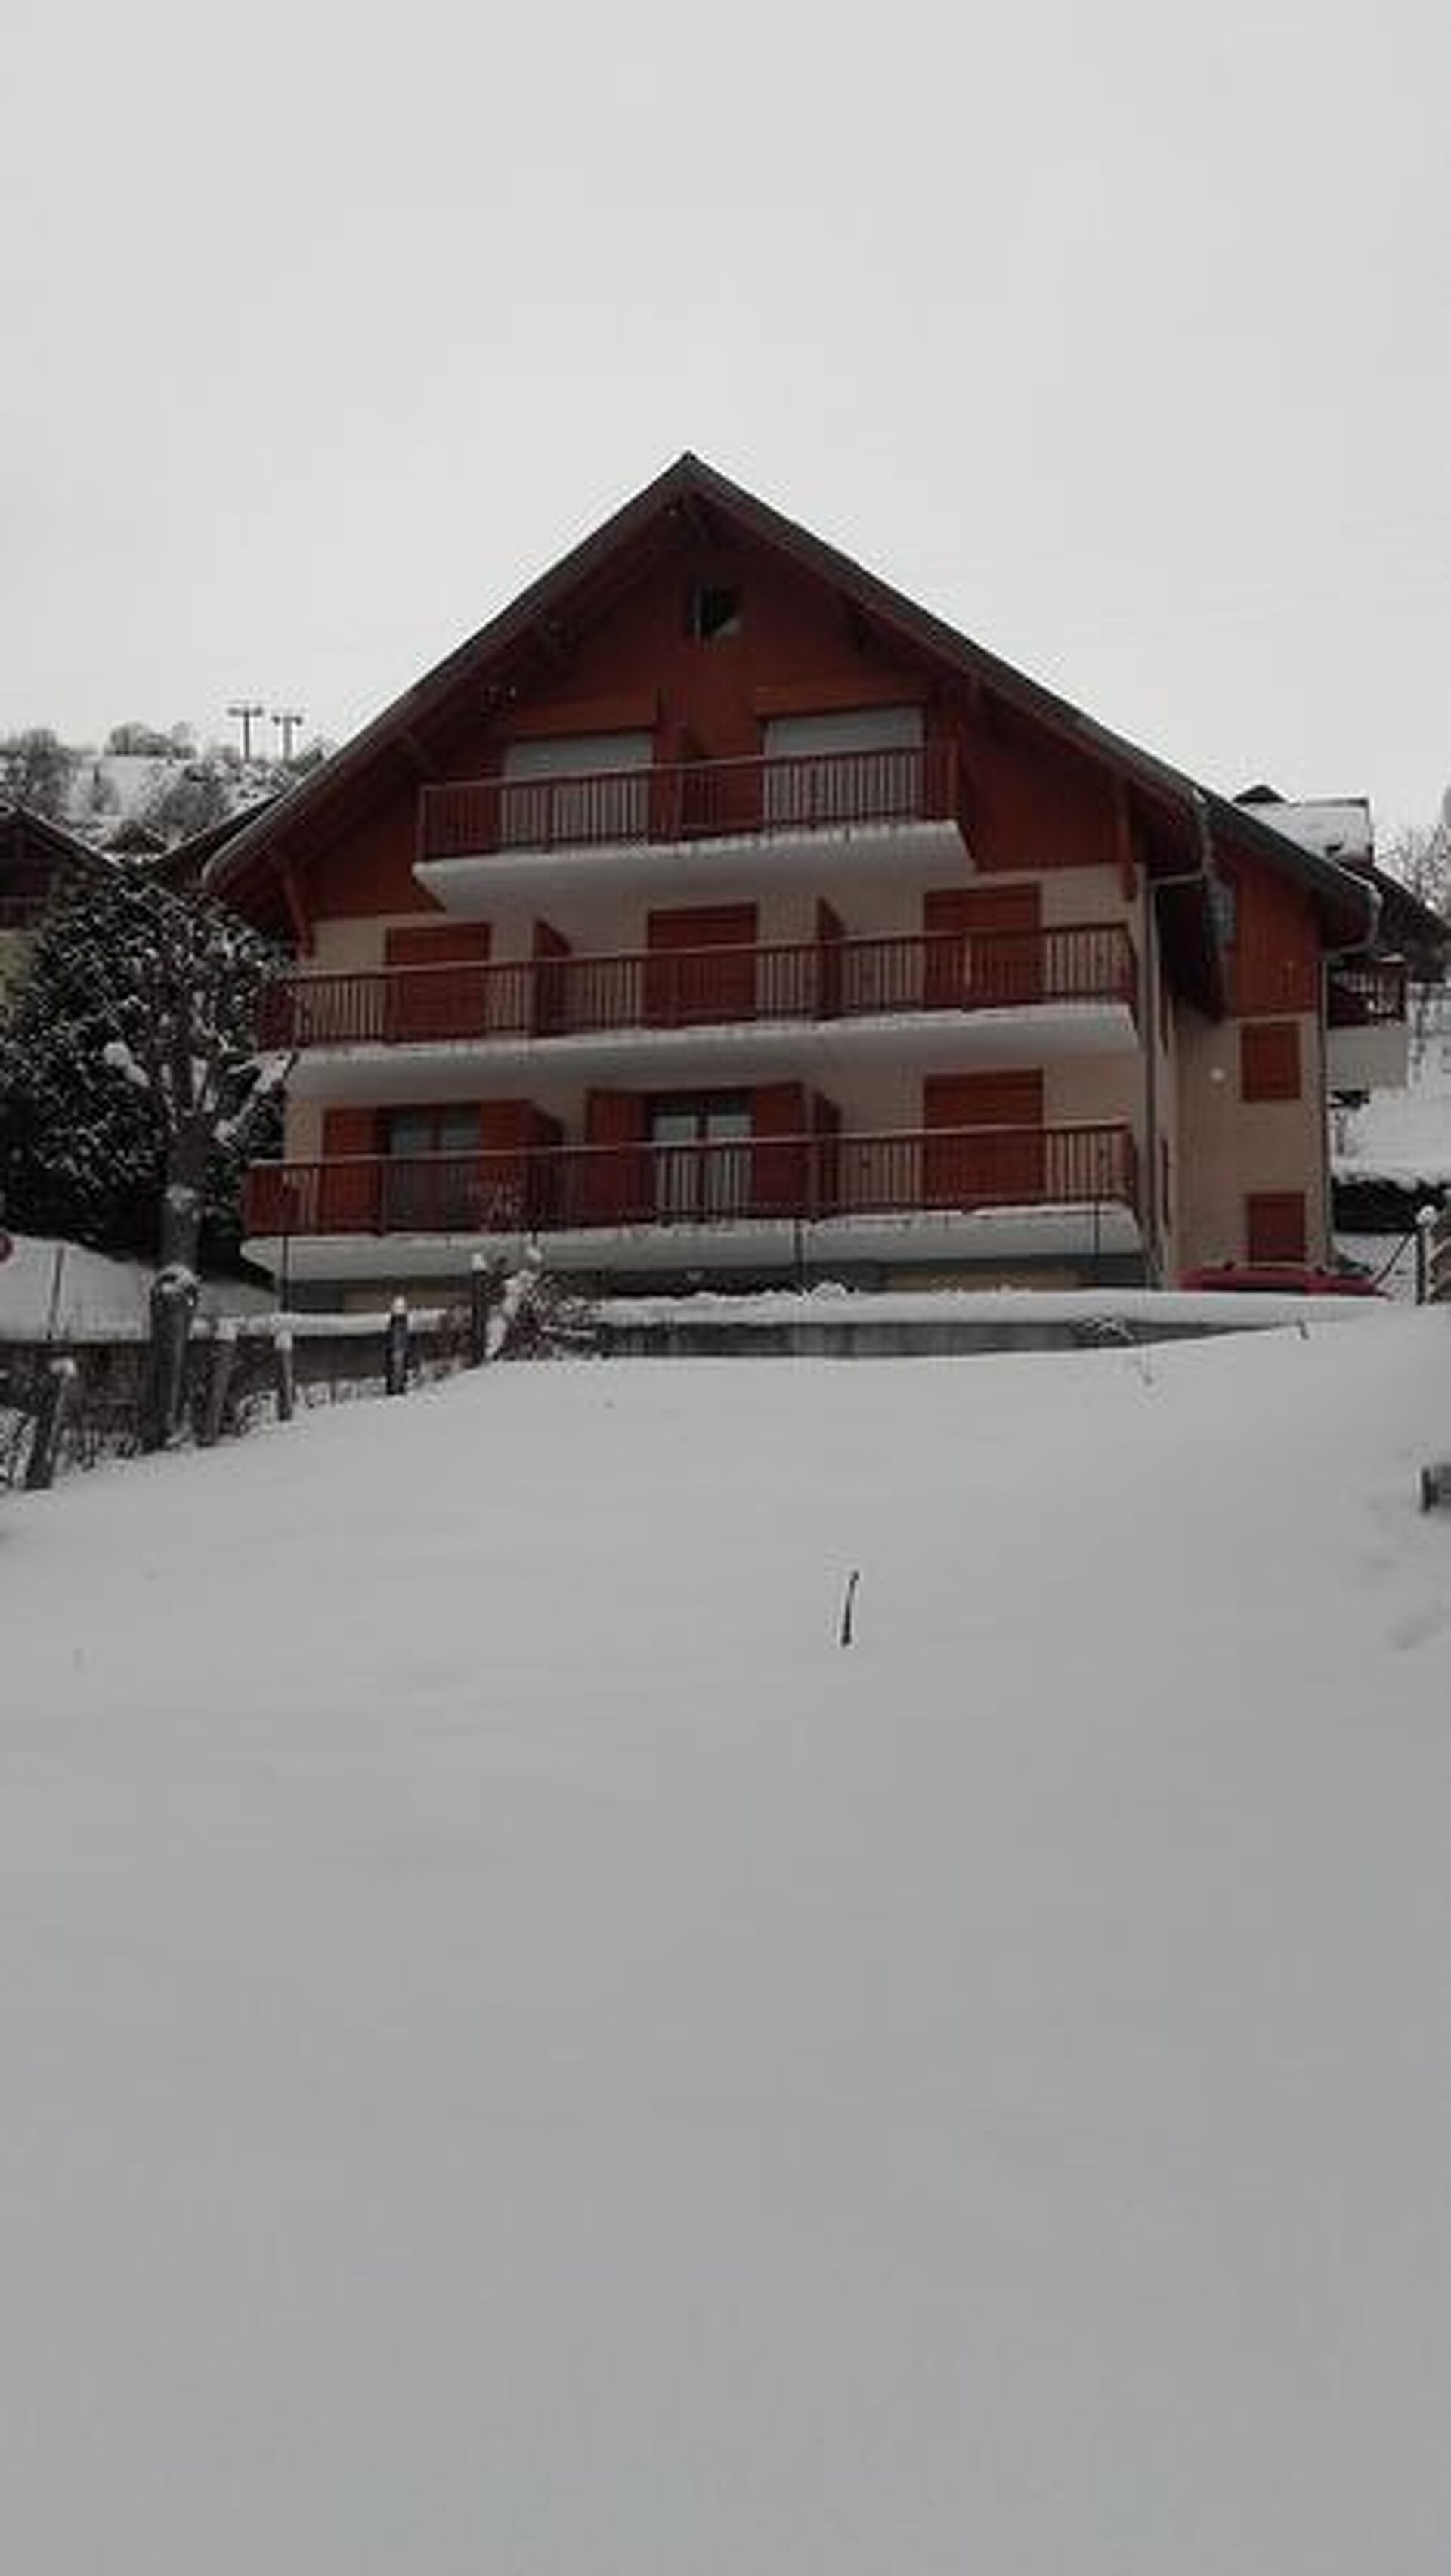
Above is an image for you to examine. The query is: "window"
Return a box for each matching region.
[762,704,924,827]
[1245,1191,1307,1264]
[689,584,742,641]
[648,1093,751,1218]
[382,1107,481,1231]
[500,732,652,847]
[385,1107,479,1160]
[1240,1020,1301,1101]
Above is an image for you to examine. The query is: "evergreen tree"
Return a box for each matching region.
[0,859,282,1267]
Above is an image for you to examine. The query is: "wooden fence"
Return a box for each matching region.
[0,1265,588,1493]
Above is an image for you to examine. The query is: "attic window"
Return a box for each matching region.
[689,584,742,642]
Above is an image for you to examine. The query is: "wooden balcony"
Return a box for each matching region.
[261,924,1137,1050]
[418,742,961,865]
[1327,961,1408,1026]
[244,1122,1138,1240]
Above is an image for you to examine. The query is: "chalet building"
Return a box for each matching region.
[0,806,93,1005]
[1233,787,1446,1104]
[206,455,1388,1302]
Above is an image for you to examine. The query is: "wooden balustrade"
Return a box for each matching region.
[1327,961,1409,1026]
[418,742,961,862]
[261,922,1137,1048]
[245,1122,1138,1240]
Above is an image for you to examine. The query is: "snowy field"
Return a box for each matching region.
[5,1317,1451,2572]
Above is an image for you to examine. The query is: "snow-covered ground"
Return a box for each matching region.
[5,1317,1451,2572]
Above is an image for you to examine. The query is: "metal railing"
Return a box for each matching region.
[418,742,961,862]
[244,1121,1139,1239]
[261,922,1137,1048]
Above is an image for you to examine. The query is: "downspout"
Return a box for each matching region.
[1320,875,1383,1247]
[1139,794,1214,1285]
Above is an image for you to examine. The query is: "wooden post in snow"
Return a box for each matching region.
[468,1254,491,1369]
[385,1296,410,1396]
[143,1266,200,1451]
[273,1322,296,1423]
[199,1320,237,1447]
[25,1357,78,1492]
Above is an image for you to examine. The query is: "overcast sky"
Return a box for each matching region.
[3,0,1448,837]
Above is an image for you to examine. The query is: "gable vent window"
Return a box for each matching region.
[689,584,742,642]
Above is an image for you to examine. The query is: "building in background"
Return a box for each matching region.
[206,454,1379,1305]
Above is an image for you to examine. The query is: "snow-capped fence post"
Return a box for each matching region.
[1415,1203,1439,1305]
[467,1252,493,1369]
[273,1322,295,1423]
[199,1320,238,1448]
[24,1357,78,1492]
[385,1296,411,1397]
[142,1265,200,1451]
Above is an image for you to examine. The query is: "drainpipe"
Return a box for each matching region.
[1320,877,1383,1250]
[1140,798,1213,1285]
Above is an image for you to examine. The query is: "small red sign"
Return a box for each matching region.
[0,1232,12,1264]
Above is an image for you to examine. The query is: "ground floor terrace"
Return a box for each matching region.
[244,1082,1143,1293]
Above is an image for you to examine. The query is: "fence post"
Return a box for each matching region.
[143,1265,200,1451]
[468,1253,491,1368]
[273,1322,295,1423]
[25,1356,78,1492]
[385,1296,411,1395]
[1416,1203,1438,1305]
[199,1320,237,1448]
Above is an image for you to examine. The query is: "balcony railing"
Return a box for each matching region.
[244,1122,1138,1239]
[1328,961,1409,1026]
[261,923,1137,1048]
[418,742,961,862]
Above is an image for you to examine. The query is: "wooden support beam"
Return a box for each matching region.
[275,855,314,957]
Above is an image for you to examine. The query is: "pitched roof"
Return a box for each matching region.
[204,451,1375,949]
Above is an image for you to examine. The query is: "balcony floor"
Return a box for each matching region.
[245,1200,1143,1286]
[284,999,1139,1104]
[413,817,970,912]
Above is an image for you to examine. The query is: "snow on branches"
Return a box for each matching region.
[0,854,285,1268]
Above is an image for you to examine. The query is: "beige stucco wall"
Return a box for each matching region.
[306,860,1136,977]
[1173,1009,1329,1269]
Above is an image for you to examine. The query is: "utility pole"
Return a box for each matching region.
[227,701,266,761]
[271,709,305,762]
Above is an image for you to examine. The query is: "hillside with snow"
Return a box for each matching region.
[5,1318,1451,2571]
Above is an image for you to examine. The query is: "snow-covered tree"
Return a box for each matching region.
[0,858,283,1269]
[1383,793,1451,924]
[0,728,81,822]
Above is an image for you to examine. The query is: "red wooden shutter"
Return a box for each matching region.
[816,899,844,1020]
[584,1091,647,1224]
[645,904,758,1026]
[320,1107,381,1231]
[531,919,571,1036]
[384,921,491,1042]
[923,1071,1044,1206]
[1239,1020,1301,1101]
[751,1082,808,1214]
[924,885,1042,1008]
[1246,1191,1307,1264]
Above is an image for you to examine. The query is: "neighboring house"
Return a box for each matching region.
[206,454,1376,1303]
[1235,786,1447,1101]
[0,804,91,1002]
